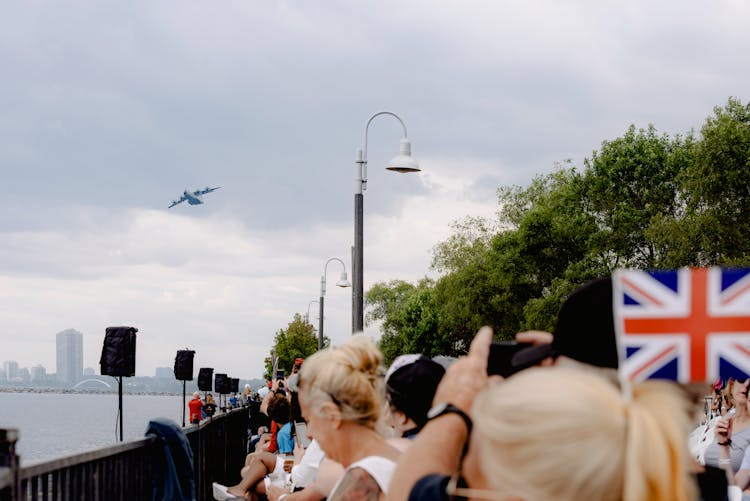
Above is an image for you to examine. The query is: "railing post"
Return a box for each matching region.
[0,428,20,501]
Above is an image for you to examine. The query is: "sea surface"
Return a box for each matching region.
[0,392,186,464]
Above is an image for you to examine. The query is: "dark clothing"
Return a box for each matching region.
[410,468,730,501]
[145,418,196,501]
[402,427,420,439]
[203,403,217,417]
[409,474,451,501]
[696,465,729,501]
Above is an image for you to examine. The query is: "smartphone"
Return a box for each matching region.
[294,421,311,448]
[275,369,285,380]
[487,341,533,377]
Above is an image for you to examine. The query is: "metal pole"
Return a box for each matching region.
[318,295,325,350]
[353,192,364,333]
[182,381,186,427]
[118,377,123,442]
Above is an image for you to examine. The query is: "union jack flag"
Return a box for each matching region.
[613,267,750,383]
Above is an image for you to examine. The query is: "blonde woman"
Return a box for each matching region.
[461,367,695,501]
[298,335,401,500]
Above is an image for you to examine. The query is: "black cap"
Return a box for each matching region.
[512,277,619,370]
[385,355,446,427]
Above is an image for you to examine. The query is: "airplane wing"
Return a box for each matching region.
[168,194,188,208]
[193,186,221,196]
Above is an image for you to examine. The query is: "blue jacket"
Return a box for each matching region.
[145,418,196,501]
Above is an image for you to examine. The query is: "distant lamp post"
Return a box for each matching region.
[305,300,319,325]
[319,257,351,350]
[353,111,420,333]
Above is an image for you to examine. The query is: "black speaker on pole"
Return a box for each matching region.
[174,349,195,428]
[214,373,228,394]
[100,326,138,377]
[99,326,138,442]
[214,373,227,410]
[174,350,195,381]
[197,368,214,392]
[230,378,239,394]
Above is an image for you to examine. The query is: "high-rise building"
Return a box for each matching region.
[2,361,19,381]
[56,329,83,384]
[30,365,47,381]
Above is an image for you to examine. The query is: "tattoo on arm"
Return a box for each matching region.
[328,468,382,501]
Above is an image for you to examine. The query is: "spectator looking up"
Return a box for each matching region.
[203,393,217,418]
[188,392,203,425]
[384,355,445,439]
[299,335,401,500]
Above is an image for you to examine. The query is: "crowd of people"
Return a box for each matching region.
[188,388,247,424]
[210,277,748,501]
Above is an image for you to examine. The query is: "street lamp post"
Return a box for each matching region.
[352,111,420,333]
[305,300,319,325]
[319,257,351,350]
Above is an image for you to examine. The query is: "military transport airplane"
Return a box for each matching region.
[168,186,221,208]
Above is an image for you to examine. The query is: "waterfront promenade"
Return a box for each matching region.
[0,405,248,500]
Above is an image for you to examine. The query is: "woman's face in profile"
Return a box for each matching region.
[732,379,749,405]
[299,389,334,455]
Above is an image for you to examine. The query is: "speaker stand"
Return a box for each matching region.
[118,377,123,442]
[181,381,186,427]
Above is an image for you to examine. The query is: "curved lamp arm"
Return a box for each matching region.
[306,300,319,323]
[321,257,350,296]
[363,111,408,163]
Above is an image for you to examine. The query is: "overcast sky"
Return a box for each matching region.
[1,0,748,380]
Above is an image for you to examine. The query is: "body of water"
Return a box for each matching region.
[0,392,187,464]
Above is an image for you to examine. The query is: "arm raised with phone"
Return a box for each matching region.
[386,327,494,501]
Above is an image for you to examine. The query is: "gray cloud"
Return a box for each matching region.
[1,0,748,377]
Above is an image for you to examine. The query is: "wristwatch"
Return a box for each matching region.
[426,402,473,436]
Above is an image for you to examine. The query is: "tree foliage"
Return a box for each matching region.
[367,98,750,360]
[264,313,325,377]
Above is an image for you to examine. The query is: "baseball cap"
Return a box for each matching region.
[385,355,446,427]
[294,358,304,366]
[512,277,619,370]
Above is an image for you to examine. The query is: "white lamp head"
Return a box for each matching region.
[336,272,352,288]
[386,138,420,173]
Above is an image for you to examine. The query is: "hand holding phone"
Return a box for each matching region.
[487,341,532,377]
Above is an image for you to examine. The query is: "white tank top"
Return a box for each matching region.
[329,456,397,497]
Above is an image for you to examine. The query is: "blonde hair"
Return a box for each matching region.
[298,335,384,428]
[471,367,695,501]
[724,379,736,409]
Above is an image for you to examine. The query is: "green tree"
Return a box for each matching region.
[366,279,443,365]
[679,97,750,265]
[366,99,750,360]
[264,313,324,377]
[581,124,691,269]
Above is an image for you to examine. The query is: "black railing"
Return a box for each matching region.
[0,407,248,501]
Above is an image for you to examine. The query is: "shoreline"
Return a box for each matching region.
[0,386,182,396]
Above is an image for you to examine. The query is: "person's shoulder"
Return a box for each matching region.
[329,467,382,501]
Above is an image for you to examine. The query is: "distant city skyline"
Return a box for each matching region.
[155,367,173,379]
[3,326,206,381]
